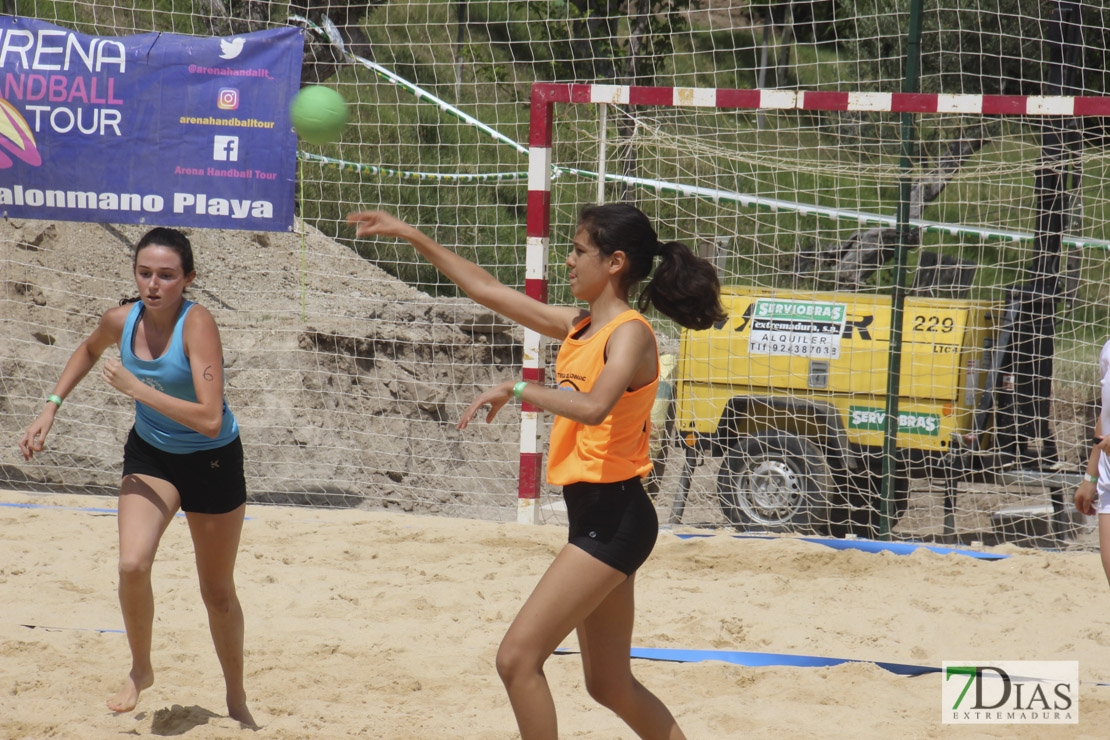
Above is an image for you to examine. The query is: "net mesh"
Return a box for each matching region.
[2,0,1108,547]
[540,96,1108,544]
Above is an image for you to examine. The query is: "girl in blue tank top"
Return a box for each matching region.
[18,227,254,726]
[120,299,239,452]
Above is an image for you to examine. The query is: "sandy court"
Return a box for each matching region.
[2,488,1110,739]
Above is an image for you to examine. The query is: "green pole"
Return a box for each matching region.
[879,0,924,539]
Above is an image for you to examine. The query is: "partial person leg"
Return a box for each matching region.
[108,474,180,713]
[496,544,627,740]
[1099,514,1110,589]
[186,503,253,726]
[578,574,685,740]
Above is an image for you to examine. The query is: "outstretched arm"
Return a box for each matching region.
[18,306,127,460]
[347,210,581,340]
[100,305,229,438]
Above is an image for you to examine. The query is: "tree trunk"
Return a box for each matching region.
[286,0,380,84]
[776,23,794,90]
[454,1,468,102]
[908,123,996,221]
[617,1,652,202]
[756,22,771,130]
[568,0,620,80]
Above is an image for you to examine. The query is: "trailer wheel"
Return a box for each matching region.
[716,430,830,533]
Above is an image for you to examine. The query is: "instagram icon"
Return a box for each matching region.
[217,87,240,110]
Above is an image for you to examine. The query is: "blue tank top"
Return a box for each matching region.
[121,300,239,453]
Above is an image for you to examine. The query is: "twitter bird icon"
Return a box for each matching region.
[220,38,245,60]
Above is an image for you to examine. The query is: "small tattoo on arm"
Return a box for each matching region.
[203,365,214,381]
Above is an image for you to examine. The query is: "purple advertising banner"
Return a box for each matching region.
[0,16,303,231]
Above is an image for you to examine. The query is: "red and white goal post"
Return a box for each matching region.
[518,82,1110,534]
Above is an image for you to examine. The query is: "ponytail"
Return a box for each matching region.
[578,203,726,331]
[637,240,727,331]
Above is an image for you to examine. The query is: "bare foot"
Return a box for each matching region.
[228,697,256,728]
[107,670,153,713]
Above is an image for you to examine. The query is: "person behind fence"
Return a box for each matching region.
[348,204,726,740]
[1075,337,1110,588]
[17,227,254,726]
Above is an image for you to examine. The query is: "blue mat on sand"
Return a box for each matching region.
[2,502,1005,559]
[0,501,250,519]
[1,501,119,514]
[555,647,939,676]
[672,532,1009,560]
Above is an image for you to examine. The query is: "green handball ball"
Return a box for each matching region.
[290,85,348,146]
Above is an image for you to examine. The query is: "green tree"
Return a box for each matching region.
[748,0,836,89]
[843,0,1109,96]
[510,0,695,85]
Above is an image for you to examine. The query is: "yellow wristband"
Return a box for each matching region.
[47,394,63,408]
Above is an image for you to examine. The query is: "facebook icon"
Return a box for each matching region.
[213,135,239,162]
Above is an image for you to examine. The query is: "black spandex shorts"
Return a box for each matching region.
[563,477,658,576]
[122,427,247,515]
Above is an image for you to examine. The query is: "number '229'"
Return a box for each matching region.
[912,315,954,332]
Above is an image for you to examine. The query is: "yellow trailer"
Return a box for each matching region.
[671,285,999,535]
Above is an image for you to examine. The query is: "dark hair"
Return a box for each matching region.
[577,203,727,331]
[119,227,195,306]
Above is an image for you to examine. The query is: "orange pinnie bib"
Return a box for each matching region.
[546,310,658,486]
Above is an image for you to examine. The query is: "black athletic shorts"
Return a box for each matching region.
[122,427,247,515]
[563,477,658,576]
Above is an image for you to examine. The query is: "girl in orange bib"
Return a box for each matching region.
[349,204,725,740]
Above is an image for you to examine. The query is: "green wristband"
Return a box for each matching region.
[1085,474,1099,484]
[512,381,527,400]
[47,394,64,408]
